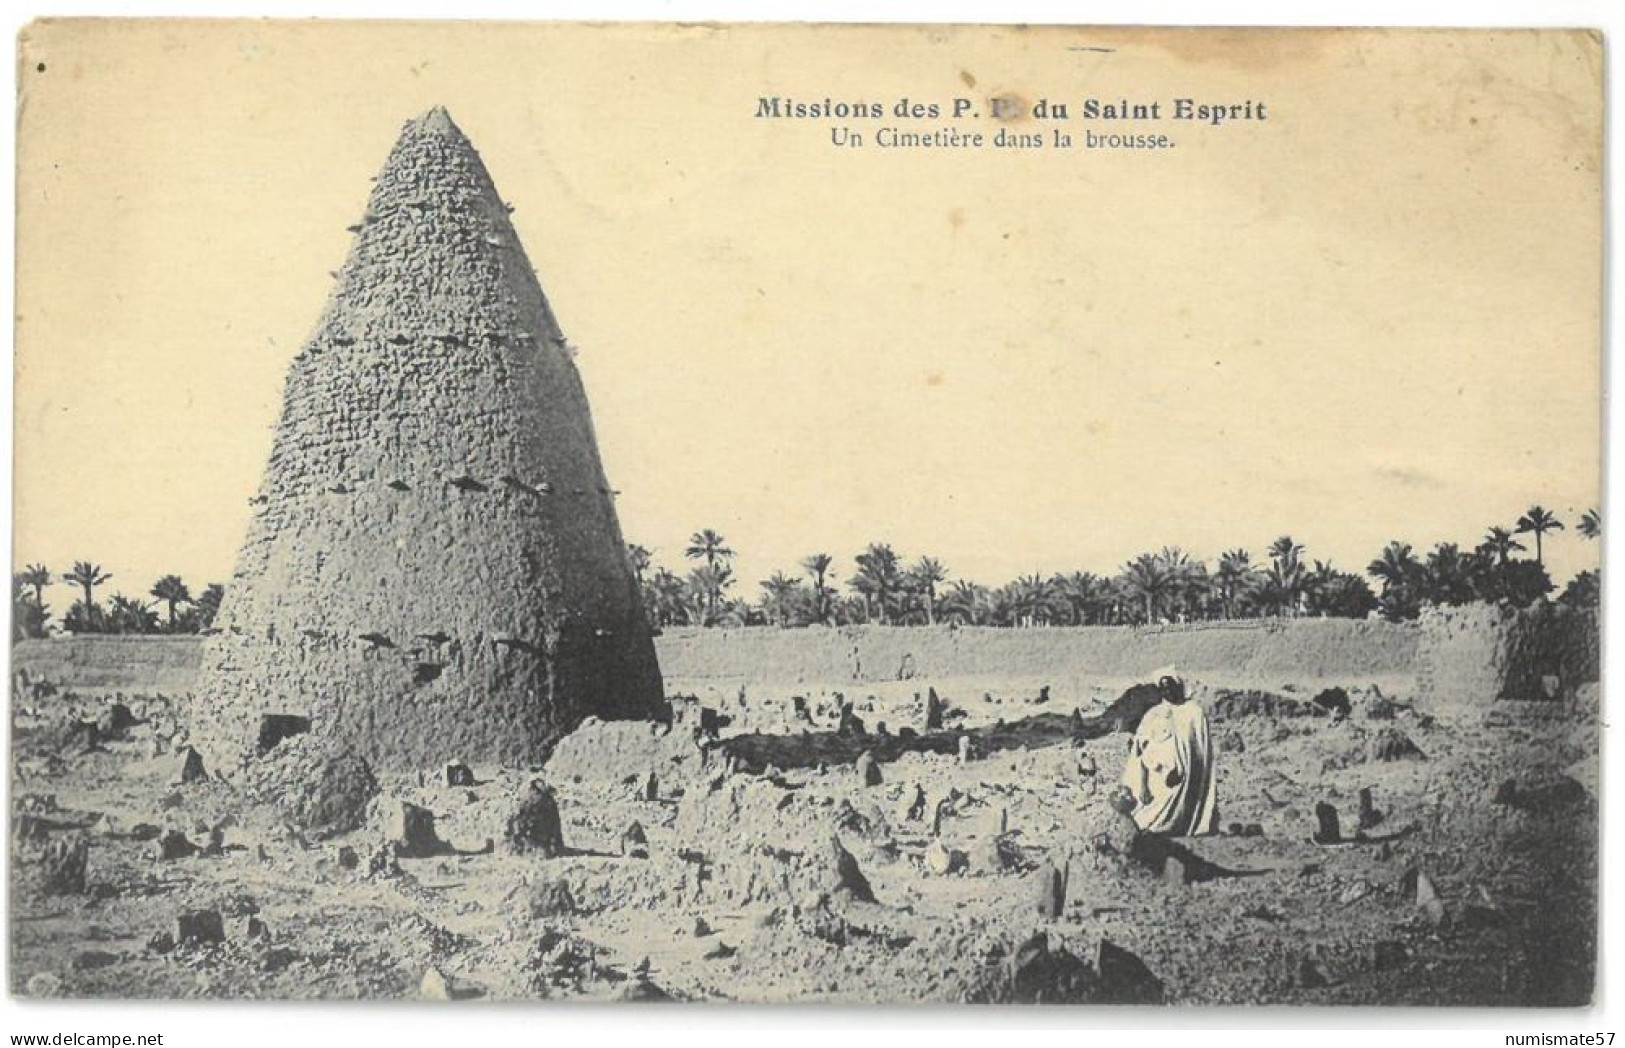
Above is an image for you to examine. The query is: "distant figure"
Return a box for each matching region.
[1120,674,1218,836]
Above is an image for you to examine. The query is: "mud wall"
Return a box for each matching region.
[10,636,204,695]
[1416,603,1601,708]
[654,619,1420,690]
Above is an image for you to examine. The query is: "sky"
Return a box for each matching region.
[12,22,1604,605]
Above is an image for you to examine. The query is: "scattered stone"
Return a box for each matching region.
[172,746,208,785]
[1097,940,1165,1004]
[146,931,176,955]
[621,821,649,859]
[237,916,269,941]
[620,977,672,1002]
[154,830,200,862]
[1033,862,1066,918]
[970,833,1013,875]
[39,837,88,895]
[97,701,137,739]
[1464,903,1506,929]
[693,916,712,937]
[1492,774,1587,815]
[261,948,298,973]
[503,780,565,857]
[72,949,119,971]
[923,841,966,876]
[1162,855,1189,887]
[903,784,927,821]
[421,967,453,1000]
[1298,957,1329,989]
[854,750,883,787]
[159,792,184,810]
[957,735,973,765]
[336,845,359,870]
[1412,870,1446,927]
[176,909,225,945]
[1358,787,1383,831]
[444,761,474,787]
[1311,687,1352,719]
[703,941,736,960]
[1366,696,1401,720]
[366,843,401,879]
[388,800,443,858]
[1337,881,1372,906]
[1007,932,1096,1004]
[1313,802,1342,845]
[25,972,63,998]
[525,878,577,918]
[1371,940,1408,970]
[1370,727,1425,763]
[925,687,944,730]
[827,833,875,903]
[63,718,100,753]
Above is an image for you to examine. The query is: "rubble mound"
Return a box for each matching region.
[1209,689,1325,722]
[239,736,380,839]
[503,781,566,857]
[1369,727,1426,763]
[545,717,701,789]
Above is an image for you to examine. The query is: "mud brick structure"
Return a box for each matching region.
[1416,602,1600,709]
[190,107,666,769]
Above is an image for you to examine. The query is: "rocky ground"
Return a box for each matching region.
[7,673,1599,1005]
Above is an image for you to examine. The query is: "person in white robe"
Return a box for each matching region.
[1119,672,1219,836]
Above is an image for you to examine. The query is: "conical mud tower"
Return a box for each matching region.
[191,107,667,770]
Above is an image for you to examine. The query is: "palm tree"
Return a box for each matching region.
[1478,526,1525,566]
[759,572,804,627]
[1154,547,1208,622]
[687,563,734,625]
[1367,541,1419,592]
[1579,508,1602,541]
[1215,549,1256,619]
[850,543,904,625]
[939,579,992,625]
[1514,506,1565,566]
[19,564,51,608]
[1266,536,1307,616]
[62,561,112,612]
[1117,553,1173,624]
[1051,571,1112,625]
[907,557,950,625]
[149,575,194,630]
[106,594,159,635]
[648,568,688,627]
[684,529,734,571]
[800,553,835,624]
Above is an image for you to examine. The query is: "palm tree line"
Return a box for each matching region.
[632,505,1600,630]
[11,562,226,640]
